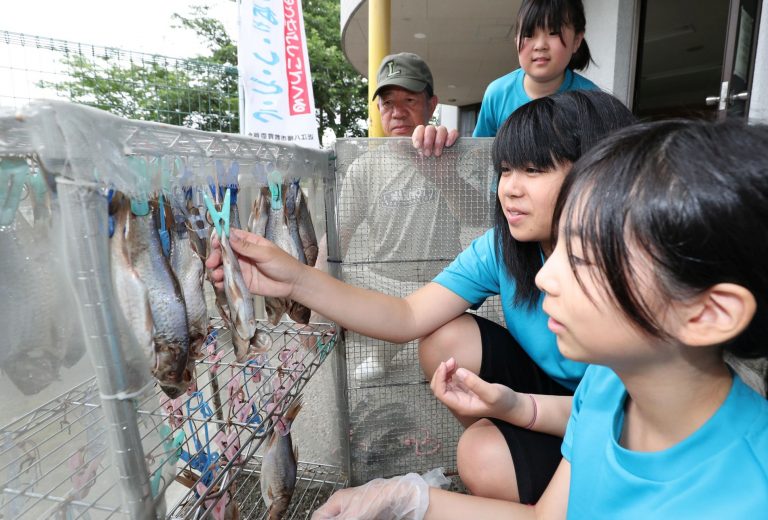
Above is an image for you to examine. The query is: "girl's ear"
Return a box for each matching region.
[675,283,756,347]
[572,31,585,53]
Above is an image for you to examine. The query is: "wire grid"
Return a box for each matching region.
[332,138,501,484]
[1,101,339,518]
[0,318,344,519]
[0,30,238,132]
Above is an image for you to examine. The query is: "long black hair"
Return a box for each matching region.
[556,119,768,392]
[516,0,592,70]
[492,89,635,308]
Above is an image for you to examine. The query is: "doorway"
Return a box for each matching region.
[633,0,762,120]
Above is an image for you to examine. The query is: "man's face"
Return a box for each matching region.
[377,86,438,136]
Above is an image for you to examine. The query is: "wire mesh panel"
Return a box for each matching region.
[331,138,501,484]
[0,30,238,132]
[0,101,344,518]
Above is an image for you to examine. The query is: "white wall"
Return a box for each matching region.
[582,0,639,106]
[438,104,459,130]
[749,2,768,124]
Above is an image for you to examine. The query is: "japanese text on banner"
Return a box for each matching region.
[238,0,319,148]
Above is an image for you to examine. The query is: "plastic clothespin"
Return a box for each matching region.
[203,187,231,238]
[175,156,194,189]
[151,424,186,497]
[107,189,116,238]
[157,192,171,257]
[127,156,150,216]
[268,170,283,210]
[182,392,219,488]
[226,160,240,205]
[0,158,30,226]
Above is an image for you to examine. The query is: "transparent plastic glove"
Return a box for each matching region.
[312,473,429,520]
[421,467,450,490]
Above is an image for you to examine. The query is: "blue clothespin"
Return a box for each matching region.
[0,158,29,226]
[157,193,171,257]
[128,156,150,216]
[150,424,186,497]
[203,187,231,238]
[268,170,283,210]
[107,189,116,238]
[181,392,220,489]
[175,156,194,188]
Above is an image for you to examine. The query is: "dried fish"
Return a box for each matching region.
[0,175,82,394]
[260,396,303,520]
[127,201,192,399]
[110,197,155,367]
[251,182,318,325]
[168,203,208,359]
[285,180,317,323]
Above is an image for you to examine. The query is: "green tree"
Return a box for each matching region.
[39,1,367,144]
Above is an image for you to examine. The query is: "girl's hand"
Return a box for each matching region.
[430,358,519,420]
[205,228,305,299]
[312,473,429,520]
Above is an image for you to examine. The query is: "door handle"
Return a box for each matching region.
[705,82,730,110]
[729,91,749,103]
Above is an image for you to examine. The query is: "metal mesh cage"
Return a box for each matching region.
[0,101,344,518]
[331,138,503,484]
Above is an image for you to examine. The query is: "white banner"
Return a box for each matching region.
[238,0,319,148]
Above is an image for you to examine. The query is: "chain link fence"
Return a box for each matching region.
[0,30,238,132]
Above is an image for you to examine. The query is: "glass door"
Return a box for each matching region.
[706,0,763,119]
[633,0,762,120]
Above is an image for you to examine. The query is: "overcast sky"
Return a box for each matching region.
[2,0,239,57]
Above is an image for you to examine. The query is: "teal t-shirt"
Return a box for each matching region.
[433,228,587,389]
[563,365,768,519]
[473,68,599,137]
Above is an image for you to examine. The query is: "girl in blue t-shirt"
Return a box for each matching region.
[473,0,599,137]
[311,119,768,520]
[206,90,636,506]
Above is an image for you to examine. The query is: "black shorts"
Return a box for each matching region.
[472,313,573,505]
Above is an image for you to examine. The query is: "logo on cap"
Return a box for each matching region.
[386,61,401,77]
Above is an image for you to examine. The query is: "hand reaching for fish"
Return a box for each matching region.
[205,228,308,302]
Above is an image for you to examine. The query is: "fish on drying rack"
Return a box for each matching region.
[204,186,271,362]
[261,395,303,520]
[249,179,318,325]
[110,193,194,399]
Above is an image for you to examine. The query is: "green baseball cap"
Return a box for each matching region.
[372,52,434,101]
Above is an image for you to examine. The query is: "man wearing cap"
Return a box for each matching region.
[372,52,458,153]
[325,53,470,382]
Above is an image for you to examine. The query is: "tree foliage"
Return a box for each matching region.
[39,1,367,143]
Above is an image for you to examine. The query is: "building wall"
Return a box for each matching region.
[581,0,639,106]
[749,2,768,124]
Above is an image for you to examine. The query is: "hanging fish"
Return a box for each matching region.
[260,396,302,520]
[127,199,192,399]
[284,180,318,323]
[167,201,208,360]
[206,187,267,362]
[250,180,318,325]
[110,196,155,369]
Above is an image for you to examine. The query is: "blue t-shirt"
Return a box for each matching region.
[432,228,587,390]
[563,365,768,519]
[473,68,599,137]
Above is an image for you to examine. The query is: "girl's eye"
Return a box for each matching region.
[569,254,592,267]
[549,30,561,36]
[500,166,512,176]
[524,166,543,174]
